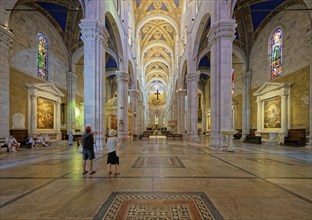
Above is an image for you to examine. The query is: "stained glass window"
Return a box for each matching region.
[271,28,282,79]
[37,33,48,80]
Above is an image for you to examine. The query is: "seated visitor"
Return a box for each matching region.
[35,135,48,147]
[28,136,37,149]
[5,134,21,152]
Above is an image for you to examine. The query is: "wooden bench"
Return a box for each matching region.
[243,129,261,144]
[283,129,306,147]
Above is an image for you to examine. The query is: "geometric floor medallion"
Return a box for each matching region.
[132,156,186,168]
[93,192,224,220]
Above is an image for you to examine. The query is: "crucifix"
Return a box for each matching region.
[155,90,160,100]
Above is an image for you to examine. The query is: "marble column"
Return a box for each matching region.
[306,30,312,146]
[242,71,251,138]
[281,94,287,133]
[177,89,186,135]
[117,71,129,139]
[137,99,142,134]
[66,71,77,145]
[80,102,84,132]
[172,99,178,133]
[142,105,146,132]
[232,101,237,130]
[55,100,61,139]
[256,97,262,133]
[130,90,138,135]
[202,98,206,133]
[207,19,236,149]
[0,26,14,139]
[80,19,108,149]
[30,95,38,135]
[186,72,199,140]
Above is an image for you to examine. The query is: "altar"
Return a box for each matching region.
[253,82,291,144]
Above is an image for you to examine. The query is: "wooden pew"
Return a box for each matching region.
[243,129,261,144]
[283,129,306,147]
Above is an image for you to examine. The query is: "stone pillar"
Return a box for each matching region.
[177,89,186,135]
[142,105,146,132]
[0,26,13,138]
[242,71,251,138]
[66,71,77,145]
[232,101,238,130]
[80,102,84,132]
[130,90,138,135]
[137,99,142,134]
[80,19,108,149]
[256,97,262,133]
[30,95,38,135]
[186,72,199,140]
[207,19,236,149]
[117,71,129,139]
[281,94,287,133]
[55,100,62,139]
[306,30,312,147]
[172,99,178,133]
[202,98,206,133]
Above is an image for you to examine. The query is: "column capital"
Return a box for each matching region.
[66,71,78,81]
[117,71,129,81]
[186,72,199,82]
[207,19,237,47]
[79,19,109,47]
[177,89,187,96]
[0,25,14,49]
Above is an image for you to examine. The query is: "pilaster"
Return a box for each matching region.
[0,26,14,138]
[66,71,78,145]
[242,71,251,138]
[117,71,129,139]
[306,30,312,147]
[177,89,186,135]
[130,89,139,134]
[186,72,199,140]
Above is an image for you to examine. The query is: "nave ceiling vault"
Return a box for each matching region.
[133,0,182,107]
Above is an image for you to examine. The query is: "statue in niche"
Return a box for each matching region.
[12,113,25,129]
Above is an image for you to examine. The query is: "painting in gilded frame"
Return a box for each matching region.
[264,97,281,128]
[37,97,54,129]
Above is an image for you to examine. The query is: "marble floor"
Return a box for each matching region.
[0,136,311,219]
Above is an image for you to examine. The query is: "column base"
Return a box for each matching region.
[305,136,312,148]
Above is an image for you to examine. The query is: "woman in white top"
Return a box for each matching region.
[106,129,120,175]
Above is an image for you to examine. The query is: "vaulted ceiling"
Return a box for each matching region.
[133,0,182,106]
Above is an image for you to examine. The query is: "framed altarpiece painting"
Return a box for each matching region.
[253,82,291,144]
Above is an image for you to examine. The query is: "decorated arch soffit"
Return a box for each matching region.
[134,0,182,105]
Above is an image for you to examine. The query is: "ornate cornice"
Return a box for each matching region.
[117,71,129,82]
[79,19,109,48]
[0,25,14,49]
[207,19,237,48]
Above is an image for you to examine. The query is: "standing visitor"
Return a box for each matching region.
[106,129,120,175]
[82,125,96,175]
